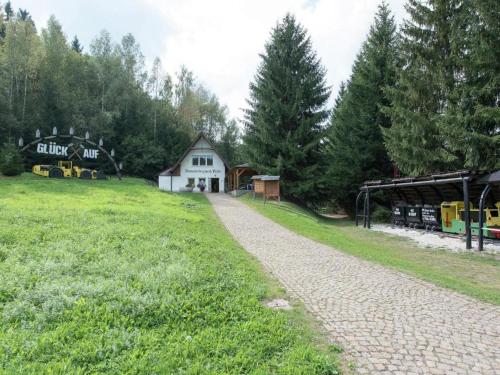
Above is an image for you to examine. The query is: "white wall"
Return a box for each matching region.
[158,140,226,193]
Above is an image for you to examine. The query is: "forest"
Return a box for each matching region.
[0,1,240,179]
[244,0,499,211]
[0,0,499,213]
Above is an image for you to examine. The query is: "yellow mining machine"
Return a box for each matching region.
[32,161,107,180]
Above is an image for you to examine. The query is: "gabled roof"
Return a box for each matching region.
[159,132,230,176]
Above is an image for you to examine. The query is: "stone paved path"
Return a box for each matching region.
[207,194,500,375]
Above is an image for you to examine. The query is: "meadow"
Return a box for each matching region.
[0,175,338,374]
[241,196,500,305]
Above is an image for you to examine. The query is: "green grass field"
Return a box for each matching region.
[241,196,500,305]
[0,175,338,374]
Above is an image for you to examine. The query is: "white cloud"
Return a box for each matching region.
[146,0,406,121]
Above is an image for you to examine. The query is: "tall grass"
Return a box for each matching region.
[0,175,338,374]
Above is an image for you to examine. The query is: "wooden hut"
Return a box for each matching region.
[251,175,280,202]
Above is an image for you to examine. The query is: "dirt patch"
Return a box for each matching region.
[264,298,292,310]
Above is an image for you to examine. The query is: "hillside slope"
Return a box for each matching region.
[0,175,337,374]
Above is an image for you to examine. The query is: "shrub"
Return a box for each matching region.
[372,205,391,223]
[0,143,24,176]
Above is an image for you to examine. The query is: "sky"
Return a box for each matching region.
[13,0,406,121]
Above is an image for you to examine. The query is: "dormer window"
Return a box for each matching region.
[192,155,212,166]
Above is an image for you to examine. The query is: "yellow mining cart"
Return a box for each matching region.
[32,161,106,180]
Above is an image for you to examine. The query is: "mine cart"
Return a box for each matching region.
[422,205,441,231]
[405,205,423,228]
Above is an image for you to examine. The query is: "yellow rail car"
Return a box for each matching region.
[441,201,500,238]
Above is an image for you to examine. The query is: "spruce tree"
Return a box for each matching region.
[439,0,500,169]
[4,1,13,21]
[325,2,398,214]
[243,14,330,205]
[383,0,499,174]
[71,35,83,53]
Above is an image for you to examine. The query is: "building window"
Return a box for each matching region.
[187,178,195,187]
[193,155,213,167]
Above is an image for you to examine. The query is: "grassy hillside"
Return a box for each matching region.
[0,175,338,374]
[241,196,500,305]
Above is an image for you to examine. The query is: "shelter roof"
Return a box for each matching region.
[361,170,500,206]
[251,175,280,181]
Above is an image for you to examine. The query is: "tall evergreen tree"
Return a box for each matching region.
[383,0,499,174]
[325,2,398,213]
[243,14,330,205]
[0,3,5,40]
[3,1,13,21]
[71,35,82,53]
[439,0,500,169]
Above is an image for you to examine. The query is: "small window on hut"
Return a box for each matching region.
[187,178,195,187]
[207,156,213,166]
[200,157,206,166]
[192,157,199,166]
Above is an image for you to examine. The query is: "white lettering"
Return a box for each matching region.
[34,142,99,159]
[36,143,46,153]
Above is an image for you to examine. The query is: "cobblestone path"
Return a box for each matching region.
[207,194,500,375]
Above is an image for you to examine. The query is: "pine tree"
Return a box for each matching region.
[383,0,499,174]
[439,0,500,169]
[382,0,455,175]
[243,14,330,205]
[4,1,13,21]
[0,143,24,176]
[325,2,398,214]
[0,4,5,40]
[71,35,83,53]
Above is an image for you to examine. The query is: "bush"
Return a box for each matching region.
[0,143,24,176]
[371,205,391,223]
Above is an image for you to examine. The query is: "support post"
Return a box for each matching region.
[478,184,491,251]
[363,192,368,228]
[462,178,471,250]
[366,189,371,229]
[355,191,364,227]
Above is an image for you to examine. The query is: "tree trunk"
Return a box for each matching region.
[153,105,157,141]
[101,81,105,112]
[22,71,28,126]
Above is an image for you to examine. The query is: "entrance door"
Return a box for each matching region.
[211,178,219,193]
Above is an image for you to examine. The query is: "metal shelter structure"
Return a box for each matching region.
[477,170,500,251]
[356,170,500,251]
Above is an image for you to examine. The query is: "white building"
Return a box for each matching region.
[158,133,229,193]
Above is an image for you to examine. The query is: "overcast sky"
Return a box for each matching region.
[13,0,406,120]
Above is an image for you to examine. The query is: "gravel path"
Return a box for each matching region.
[371,224,500,254]
[207,194,500,375]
